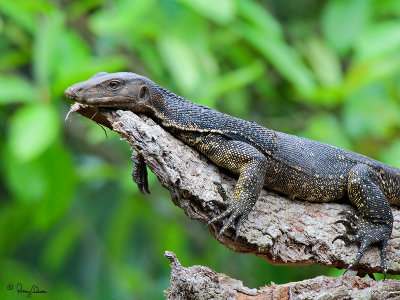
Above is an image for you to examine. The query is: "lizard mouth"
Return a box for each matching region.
[66,95,135,109]
[83,96,134,106]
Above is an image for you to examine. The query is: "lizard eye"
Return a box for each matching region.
[109,81,120,89]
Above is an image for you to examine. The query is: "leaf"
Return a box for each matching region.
[301,114,352,150]
[376,0,400,17]
[355,21,400,62]
[380,139,400,168]
[0,76,38,104]
[4,151,47,204]
[0,204,33,255]
[8,104,59,162]
[158,36,201,94]
[241,23,316,95]
[303,38,342,88]
[237,0,282,39]
[32,9,63,97]
[345,55,400,95]
[34,144,76,229]
[0,0,37,34]
[176,0,235,24]
[89,0,156,34]
[342,85,400,139]
[41,220,82,272]
[206,61,264,99]
[321,0,371,55]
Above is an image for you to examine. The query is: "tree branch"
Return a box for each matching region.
[68,103,400,276]
[164,251,400,300]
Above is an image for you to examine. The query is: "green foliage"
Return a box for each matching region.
[1,0,400,299]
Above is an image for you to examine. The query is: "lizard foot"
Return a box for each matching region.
[333,210,391,279]
[207,196,255,240]
[131,151,150,194]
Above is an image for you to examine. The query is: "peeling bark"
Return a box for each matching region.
[164,251,400,300]
[68,103,400,276]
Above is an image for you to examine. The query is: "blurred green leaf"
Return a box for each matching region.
[41,220,82,272]
[355,21,400,62]
[0,204,32,256]
[303,38,342,88]
[32,9,63,100]
[158,35,201,94]
[89,0,155,34]
[205,60,264,101]
[0,0,37,34]
[342,85,400,139]
[322,0,371,55]
[380,139,400,168]
[32,144,76,229]
[0,49,30,71]
[4,152,48,204]
[0,76,38,104]
[8,104,59,162]
[301,114,352,150]
[3,143,75,230]
[241,23,316,95]
[345,54,400,95]
[376,0,400,17]
[237,0,282,39]
[176,0,235,24]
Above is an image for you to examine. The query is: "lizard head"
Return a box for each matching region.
[65,72,156,112]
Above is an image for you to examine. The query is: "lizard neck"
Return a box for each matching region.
[145,84,278,156]
[148,85,208,129]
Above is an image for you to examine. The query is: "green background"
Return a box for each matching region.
[1,0,400,299]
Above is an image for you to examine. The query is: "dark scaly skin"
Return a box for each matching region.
[65,72,400,278]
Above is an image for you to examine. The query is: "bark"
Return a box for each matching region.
[164,251,400,300]
[68,103,400,276]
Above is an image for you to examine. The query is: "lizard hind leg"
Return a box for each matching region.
[333,164,393,278]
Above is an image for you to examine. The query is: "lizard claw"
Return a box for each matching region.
[333,210,392,278]
[332,234,355,245]
[131,151,150,194]
[335,219,357,234]
[207,198,255,239]
[207,207,232,228]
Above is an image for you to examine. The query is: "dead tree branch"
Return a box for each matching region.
[164,251,400,300]
[68,103,400,276]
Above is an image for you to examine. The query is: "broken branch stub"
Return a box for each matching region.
[164,251,400,300]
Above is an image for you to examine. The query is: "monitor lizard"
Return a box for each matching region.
[65,72,400,278]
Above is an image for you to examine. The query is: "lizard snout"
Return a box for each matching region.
[65,87,77,100]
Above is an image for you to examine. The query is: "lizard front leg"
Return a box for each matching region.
[333,164,393,278]
[183,133,269,239]
[209,154,267,239]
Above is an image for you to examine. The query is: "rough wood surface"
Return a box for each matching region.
[69,103,400,276]
[164,251,400,300]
